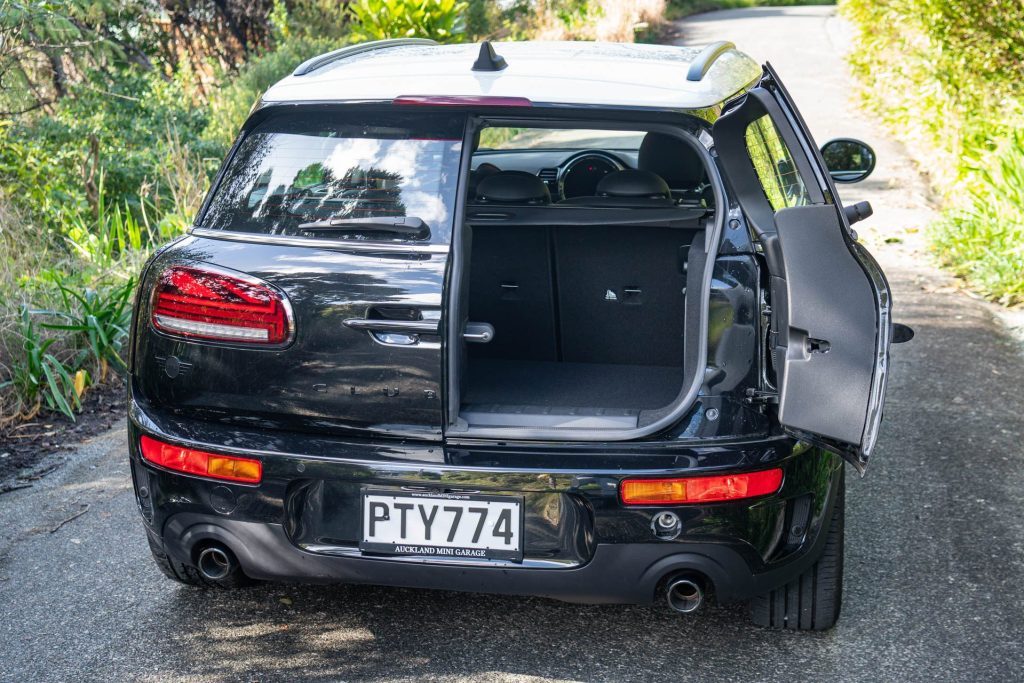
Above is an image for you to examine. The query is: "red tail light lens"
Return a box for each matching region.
[151,266,293,345]
[139,435,262,484]
[620,469,784,505]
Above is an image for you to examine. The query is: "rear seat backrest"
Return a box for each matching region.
[468,170,558,360]
[468,224,558,361]
[553,225,691,366]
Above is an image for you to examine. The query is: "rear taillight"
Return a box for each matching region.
[151,265,293,345]
[620,469,784,505]
[139,435,262,484]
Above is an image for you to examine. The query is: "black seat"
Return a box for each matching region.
[474,170,551,204]
[558,169,675,208]
[637,132,711,205]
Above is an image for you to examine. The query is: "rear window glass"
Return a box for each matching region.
[200,110,465,244]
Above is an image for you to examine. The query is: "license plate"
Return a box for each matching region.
[359,489,523,562]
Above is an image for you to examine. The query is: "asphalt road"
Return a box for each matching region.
[2,7,1023,682]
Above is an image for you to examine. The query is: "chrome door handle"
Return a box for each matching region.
[343,319,441,335]
[463,322,495,343]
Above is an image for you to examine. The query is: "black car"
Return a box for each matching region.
[128,40,905,630]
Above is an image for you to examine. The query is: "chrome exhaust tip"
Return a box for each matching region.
[666,577,704,614]
[196,545,235,581]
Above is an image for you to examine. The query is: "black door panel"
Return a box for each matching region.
[134,236,448,438]
[774,205,877,446]
[712,68,893,472]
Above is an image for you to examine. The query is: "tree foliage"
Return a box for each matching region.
[842,0,1024,303]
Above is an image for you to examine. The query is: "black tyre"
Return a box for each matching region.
[750,467,845,631]
[145,533,253,590]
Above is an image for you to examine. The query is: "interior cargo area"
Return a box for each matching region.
[462,221,701,429]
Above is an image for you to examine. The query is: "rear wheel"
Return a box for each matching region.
[750,467,845,630]
[145,534,253,590]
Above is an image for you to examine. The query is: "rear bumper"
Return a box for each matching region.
[149,503,838,604]
[129,398,843,605]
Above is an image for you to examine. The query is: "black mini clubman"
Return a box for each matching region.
[128,39,906,630]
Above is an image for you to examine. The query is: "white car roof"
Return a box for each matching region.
[263,41,762,110]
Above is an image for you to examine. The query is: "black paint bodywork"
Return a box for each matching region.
[127,99,856,605]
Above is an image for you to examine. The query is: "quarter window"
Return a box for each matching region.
[744,115,811,211]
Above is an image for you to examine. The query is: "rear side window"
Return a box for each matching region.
[201,110,465,244]
[744,114,810,211]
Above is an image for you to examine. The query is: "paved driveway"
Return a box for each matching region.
[2,7,1023,682]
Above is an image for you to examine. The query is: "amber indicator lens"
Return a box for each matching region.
[620,469,783,505]
[140,435,262,484]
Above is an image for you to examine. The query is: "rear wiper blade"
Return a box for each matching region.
[296,216,429,237]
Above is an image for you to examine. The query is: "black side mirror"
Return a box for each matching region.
[820,138,876,184]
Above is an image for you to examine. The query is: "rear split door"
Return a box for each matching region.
[712,66,892,473]
[136,107,467,439]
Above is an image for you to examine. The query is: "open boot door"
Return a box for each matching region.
[712,65,892,473]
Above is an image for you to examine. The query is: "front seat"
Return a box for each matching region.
[637,132,710,205]
[474,171,551,205]
[558,169,675,207]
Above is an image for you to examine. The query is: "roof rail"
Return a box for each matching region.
[685,41,735,82]
[293,38,439,77]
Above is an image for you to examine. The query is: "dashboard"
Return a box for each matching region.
[472,149,639,201]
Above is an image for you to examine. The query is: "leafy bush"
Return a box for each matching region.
[932,131,1024,305]
[37,279,135,382]
[0,309,82,421]
[204,36,338,149]
[842,0,1024,303]
[347,0,469,42]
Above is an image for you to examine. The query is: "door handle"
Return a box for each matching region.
[343,319,441,335]
[463,322,494,343]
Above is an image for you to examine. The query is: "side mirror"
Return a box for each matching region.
[820,138,876,184]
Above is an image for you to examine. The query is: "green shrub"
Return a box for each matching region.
[842,0,1024,303]
[932,131,1024,305]
[0,308,82,421]
[204,36,338,149]
[37,278,135,382]
[348,0,469,42]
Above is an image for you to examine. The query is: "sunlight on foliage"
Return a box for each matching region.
[842,0,1024,304]
[348,0,469,42]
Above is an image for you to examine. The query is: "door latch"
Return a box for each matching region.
[744,388,779,405]
[806,338,831,354]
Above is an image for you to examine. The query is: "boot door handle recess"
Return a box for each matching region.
[463,322,494,343]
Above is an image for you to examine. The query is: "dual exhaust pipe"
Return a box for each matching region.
[665,575,705,614]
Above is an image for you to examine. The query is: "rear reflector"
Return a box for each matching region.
[139,435,262,484]
[620,469,783,505]
[151,265,292,345]
[393,95,533,107]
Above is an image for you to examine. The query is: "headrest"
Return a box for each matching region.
[475,170,551,205]
[596,169,671,199]
[637,132,705,188]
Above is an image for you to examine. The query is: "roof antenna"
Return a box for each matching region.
[472,41,507,72]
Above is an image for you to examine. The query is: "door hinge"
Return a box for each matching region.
[744,388,779,405]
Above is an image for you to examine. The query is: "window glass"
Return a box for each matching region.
[744,115,811,211]
[478,127,645,151]
[201,110,465,244]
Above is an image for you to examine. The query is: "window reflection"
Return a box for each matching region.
[202,111,464,244]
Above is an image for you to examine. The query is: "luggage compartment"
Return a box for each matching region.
[461,222,700,429]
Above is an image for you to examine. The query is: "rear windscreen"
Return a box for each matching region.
[200,110,465,244]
